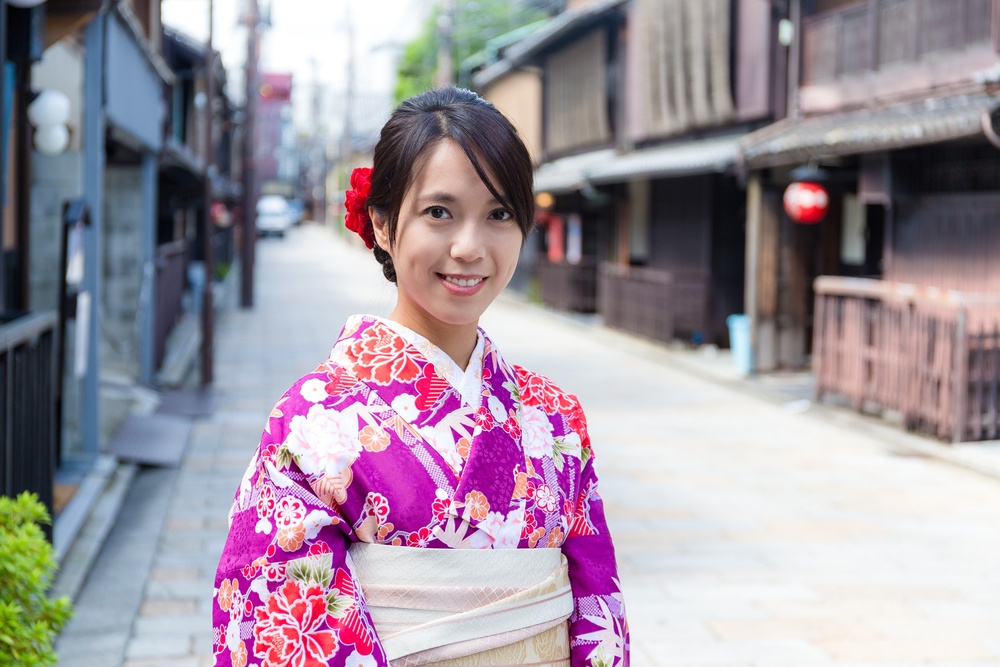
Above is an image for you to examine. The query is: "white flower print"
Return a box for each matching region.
[299,377,328,403]
[534,484,558,513]
[274,496,306,528]
[344,649,378,667]
[480,511,506,538]
[521,405,555,459]
[392,393,419,422]
[302,509,334,539]
[254,517,272,534]
[225,618,241,650]
[494,508,525,550]
[488,394,507,422]
[284,404,361,477]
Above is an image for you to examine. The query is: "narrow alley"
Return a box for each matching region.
[57,224,1000,667]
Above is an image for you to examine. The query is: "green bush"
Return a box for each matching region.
[0,492,73,667]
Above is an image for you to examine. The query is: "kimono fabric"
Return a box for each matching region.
[213,315,630,667]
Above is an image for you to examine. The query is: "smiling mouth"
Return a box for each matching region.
[440,275,485,288]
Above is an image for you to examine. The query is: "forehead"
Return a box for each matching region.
[406,139,502,201]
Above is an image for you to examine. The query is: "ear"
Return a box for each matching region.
[370,207,391,251]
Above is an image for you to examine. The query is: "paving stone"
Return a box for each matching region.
[60,227,1000,667]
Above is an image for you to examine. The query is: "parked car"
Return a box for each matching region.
[287,198,306,225]
[256,195,292,237]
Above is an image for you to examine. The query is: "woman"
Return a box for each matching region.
[213,87,629,667]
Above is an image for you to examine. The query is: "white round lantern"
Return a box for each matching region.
[34,125,70,156]
[27,90,71,129]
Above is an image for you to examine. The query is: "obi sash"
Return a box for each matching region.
[348,543,573,667]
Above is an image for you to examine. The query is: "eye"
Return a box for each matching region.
[489,209,513,222]
[426,206,449,219]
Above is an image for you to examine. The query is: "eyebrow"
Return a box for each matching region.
[416,191,503,206]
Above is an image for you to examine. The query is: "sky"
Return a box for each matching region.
[161,0,434,134]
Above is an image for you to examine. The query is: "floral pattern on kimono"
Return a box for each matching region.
[213,315,629,667]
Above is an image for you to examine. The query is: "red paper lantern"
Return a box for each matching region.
[783,181,829,224]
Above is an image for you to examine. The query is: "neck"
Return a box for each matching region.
[387,305,479,371]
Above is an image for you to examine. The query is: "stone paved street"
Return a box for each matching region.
[56,224,1000,666]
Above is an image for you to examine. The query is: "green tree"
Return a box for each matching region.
[0,492,73,667]
[395,0,553,103]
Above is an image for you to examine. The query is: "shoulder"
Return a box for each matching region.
[261,360,366,439]
[512,364,582,415]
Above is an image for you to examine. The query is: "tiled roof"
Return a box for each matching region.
[740,94,1000,168]
[533,133,743,193]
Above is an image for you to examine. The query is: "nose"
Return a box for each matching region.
[450,218,486,263]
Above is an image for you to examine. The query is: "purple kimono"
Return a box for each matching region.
[213,315,629,667]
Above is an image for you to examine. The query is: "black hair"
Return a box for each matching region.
[366,87,535,283]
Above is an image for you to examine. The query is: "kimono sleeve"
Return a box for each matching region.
[212,376,389,667]
[562,406,630,667]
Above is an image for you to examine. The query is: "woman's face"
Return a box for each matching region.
[372,139,523,336]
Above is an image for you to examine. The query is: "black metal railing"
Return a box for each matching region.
[0,311,59,517]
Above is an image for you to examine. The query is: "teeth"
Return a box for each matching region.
[443,276,483,288]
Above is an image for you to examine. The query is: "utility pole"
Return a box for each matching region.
[241,0,260,308]
[201,0,215,385]
[436,0,454,87]
[339,3,355,196]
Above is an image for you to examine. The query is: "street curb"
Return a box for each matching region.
[496,290,1000,484]
[52,457,138,602]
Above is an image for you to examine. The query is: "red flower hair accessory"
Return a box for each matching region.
[344,166,375,249]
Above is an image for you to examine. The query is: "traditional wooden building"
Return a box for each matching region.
[739,0,1000,440]
[476,0,789,346]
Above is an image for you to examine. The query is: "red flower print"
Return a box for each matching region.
[431,496,452,521]
[327,568,375,656]
[274,496,306,529]
[464,490,490,521]
[308,542,332,557]
[415,363,450,410]
[525,480,536,501]
[363,492,390,525]
[407,526,433,547]
[215,624,227,654]
[515,367,577,414]
[230,588,245,621]
[348,327,421,386]
[521,512,537,539]
[241,563,260,580]
[262,561,287,582]
[253,580,338,667]
[324,365,360,396]
[566,404,589,443]
[475,405,495,431]
[502,409,521,440]
[256,485,275,519]
[359,425,390,453]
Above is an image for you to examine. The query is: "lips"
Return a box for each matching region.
[438,273,487,296]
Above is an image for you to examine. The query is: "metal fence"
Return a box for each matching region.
[0,311,59,516]
[813,277,1000,442]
